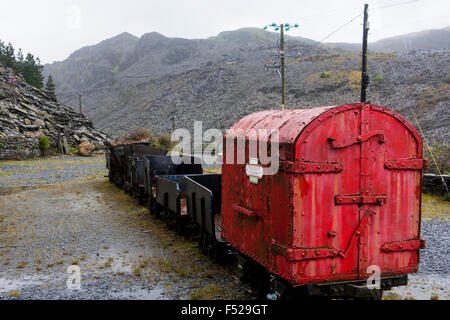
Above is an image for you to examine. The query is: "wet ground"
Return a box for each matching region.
[0,155,251,300]
[0,155,448,300]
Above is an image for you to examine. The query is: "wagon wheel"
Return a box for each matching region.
[138,191,145,206]
[163,208,172,229]
[354,289,383,300]
[199,230,209,254]
[198,229,205,251]
[174,215,184,234]
[208,237,222,263]
[149,198,159,217]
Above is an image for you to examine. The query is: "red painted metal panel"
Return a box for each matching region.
[221,103,424,287]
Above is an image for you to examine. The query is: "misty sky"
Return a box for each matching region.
[0,0,449,64]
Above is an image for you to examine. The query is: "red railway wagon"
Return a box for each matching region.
[222,103,425,297]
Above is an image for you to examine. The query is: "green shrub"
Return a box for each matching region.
[111,65,120,75]
[39,135,50,150]
[320,71,331,78]
[0,142,3,148]
[373,72,384,84]
[121,128,154,142]
[423,142,450,175]
[156,133,172,150]
[445,72,450,84]
[68,144,78,154]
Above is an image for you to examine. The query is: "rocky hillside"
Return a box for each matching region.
[0,64,109,159]
[43,28,449,145]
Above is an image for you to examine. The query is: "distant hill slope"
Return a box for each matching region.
[324,26,450,52]
[371,27,450,52]
[43,27,449,146]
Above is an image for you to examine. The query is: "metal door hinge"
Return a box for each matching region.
[381,239,425,252]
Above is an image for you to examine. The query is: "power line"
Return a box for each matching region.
[311,13,363,48]
[372,0,423,10]
[286,12,363,65]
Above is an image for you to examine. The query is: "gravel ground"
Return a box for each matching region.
[0,156,448,300]
[0,156,252,300]
[382,195,450,300]
[0,155,107,188]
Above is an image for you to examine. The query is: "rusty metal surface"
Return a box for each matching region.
[221,103,424,287]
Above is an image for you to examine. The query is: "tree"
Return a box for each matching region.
[0,41,16,69]
[45,75,57,100]
[0,39,44,89]
[21,53,44,89]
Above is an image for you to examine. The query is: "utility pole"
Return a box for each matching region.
[263,23,299,110]
[360,4,369,103]
[78,92,83,114]
[280,24,286,109]
[171,115,175,132]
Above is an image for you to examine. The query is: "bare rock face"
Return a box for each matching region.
[78,141,95,157]
[0,64,111,160]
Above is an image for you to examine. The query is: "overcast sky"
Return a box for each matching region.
[0,0,448,64]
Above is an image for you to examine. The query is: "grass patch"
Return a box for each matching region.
[8,291,20,297]
[422,193,450,221]
[190,284,228,300]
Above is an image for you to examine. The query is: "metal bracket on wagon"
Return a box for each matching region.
[233,204,261,218]
[328,130,385,149]
[280,161,343,174]
[335,195,386,205]
[384,158,427,170]
[271,241,344,261]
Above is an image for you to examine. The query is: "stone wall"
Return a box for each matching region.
[423,174,450,197]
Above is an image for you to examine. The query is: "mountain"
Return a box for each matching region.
[371,27,450,52]
[44,32,139,95]
[0,63,108,159]
[43,27,449,145]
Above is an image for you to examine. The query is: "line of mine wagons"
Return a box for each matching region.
[106,141,225,260]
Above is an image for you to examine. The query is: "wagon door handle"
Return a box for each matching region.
[328,131,385,149]
[233,204,260,218]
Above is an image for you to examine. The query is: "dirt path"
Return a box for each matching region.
[0,158,251,300]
